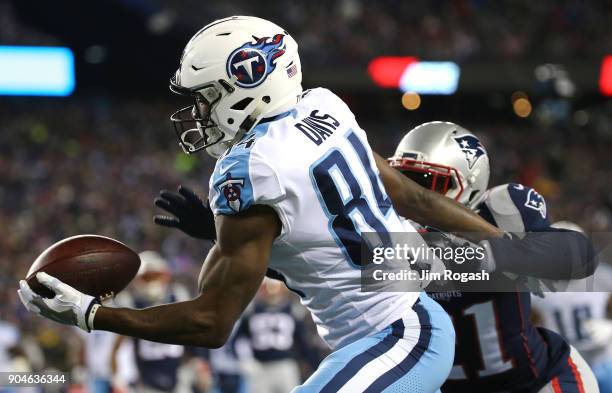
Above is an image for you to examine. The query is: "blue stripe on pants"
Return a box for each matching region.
[293,293,455,393]
[362,300,432,392]
[320,320,406,393]
[292,325,397,393]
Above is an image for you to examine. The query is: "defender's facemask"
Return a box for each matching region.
[389,158,465,200]
[170,78,224,154]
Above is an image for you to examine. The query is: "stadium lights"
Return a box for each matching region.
[0,46,75,96]
[401,92,421,110]
[511,91,532,118]
[599,55,612,96]
[368,56,461,95]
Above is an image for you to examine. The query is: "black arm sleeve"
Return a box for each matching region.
[488,229,598,279]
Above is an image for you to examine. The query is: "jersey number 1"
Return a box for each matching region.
[450,300,514,379]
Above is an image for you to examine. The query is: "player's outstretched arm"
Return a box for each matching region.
[17,205,279,347]
[486,228,597,279]
[373,152,503,239]
[94,205,279,347]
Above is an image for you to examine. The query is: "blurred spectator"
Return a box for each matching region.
[109,251,204,393]
[208,327,245,393]
[235,279,319,393]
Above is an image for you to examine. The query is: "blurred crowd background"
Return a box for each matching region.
[2,0,612,392]
[5,0,612,64]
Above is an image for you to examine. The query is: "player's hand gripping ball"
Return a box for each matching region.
[18,235,140,331]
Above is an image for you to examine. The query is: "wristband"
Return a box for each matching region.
[87,302,101,332]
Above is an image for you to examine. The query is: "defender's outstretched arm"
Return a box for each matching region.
[373,152,503,239]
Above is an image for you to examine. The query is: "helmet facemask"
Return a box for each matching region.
[389,158,465,201]
[170,79,226,155]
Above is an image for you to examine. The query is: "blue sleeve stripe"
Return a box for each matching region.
[211,153,254,215]
[209,122,274,215]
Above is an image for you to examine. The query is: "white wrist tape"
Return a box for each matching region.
[87,303,101,331]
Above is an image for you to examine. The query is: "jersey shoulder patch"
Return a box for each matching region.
[479,183,549,232]
[209,123,285,215]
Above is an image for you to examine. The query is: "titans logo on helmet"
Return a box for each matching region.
[227,34,286,88]
[525,188,547,218]
[453,135,486,169]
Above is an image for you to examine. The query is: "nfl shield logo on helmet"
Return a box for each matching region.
[227,34,286,88]
[218,173,245,212]
[453,135,486,169]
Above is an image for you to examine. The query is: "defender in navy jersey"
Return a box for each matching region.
[390,122,599,393]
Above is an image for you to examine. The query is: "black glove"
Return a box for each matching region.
[421,227,496,273]
[154,185,216,240]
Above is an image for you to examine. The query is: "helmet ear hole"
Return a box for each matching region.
[227,118,234,124]
[468,190,480,203]
[230,97,254,110]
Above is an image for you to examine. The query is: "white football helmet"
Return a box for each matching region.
[134,251,170,303]
[170,16,303,157]
[389,121,490,209]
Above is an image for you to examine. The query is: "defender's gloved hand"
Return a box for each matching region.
[154,185,216,240]
[18,272,100,332]
[422,227,497,273]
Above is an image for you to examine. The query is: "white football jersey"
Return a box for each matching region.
[209,88,420,349]
[532,292,612,364]
[531,264,612,364]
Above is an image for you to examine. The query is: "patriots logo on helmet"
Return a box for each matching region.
[218,173,245,212]
[226,34,286,88]
[525,188,547,219]
[453,135,486,169]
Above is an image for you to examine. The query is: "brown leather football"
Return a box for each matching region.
[26,235,141,298]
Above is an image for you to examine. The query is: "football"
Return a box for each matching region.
[26,235,141,299]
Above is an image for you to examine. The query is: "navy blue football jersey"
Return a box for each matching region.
[437,183,571,393]
[133,292,185,391]
[237,299,314,364]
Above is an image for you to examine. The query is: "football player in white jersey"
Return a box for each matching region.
[532,221,612,393]
[18,16,509,392]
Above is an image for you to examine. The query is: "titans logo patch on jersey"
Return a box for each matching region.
[218,173,245,212]
[227,34,286,88]
[453,135,486,169]
[523,186,547,219]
